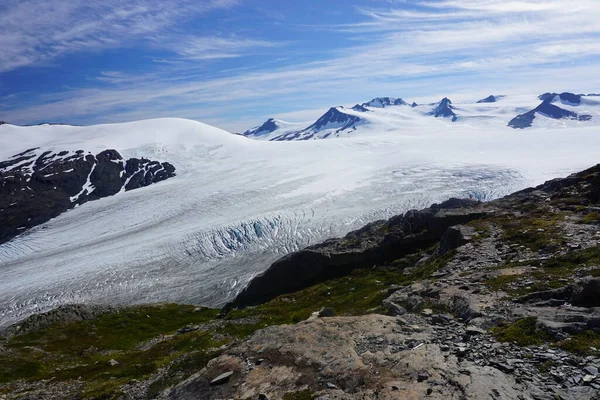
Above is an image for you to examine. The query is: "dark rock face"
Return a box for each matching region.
[243,118,278,137]
[571,278,600,307]
[476,95,501,103]
[411,102,418,108]
[430,98,458,122]
[0,148,176,244]
[227,198,485,310]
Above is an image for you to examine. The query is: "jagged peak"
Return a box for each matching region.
[431,98,457,121]
[352,104,369,112]
[362,97,408,108]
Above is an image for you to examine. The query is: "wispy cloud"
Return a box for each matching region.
[0,0,239,72]
[1,0,599,132]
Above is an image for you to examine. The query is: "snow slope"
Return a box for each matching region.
[2,113,600,328]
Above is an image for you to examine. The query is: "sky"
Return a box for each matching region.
[1,0,600,133]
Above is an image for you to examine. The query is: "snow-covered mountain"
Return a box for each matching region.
[242,118,306,140]
[244,93,600,141]
[2,93,600,328]
[429,97,458,121]
[271,107,365,141]
[509,93,596,129]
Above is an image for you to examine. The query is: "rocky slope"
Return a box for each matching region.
[2,164,600,399]
[0,147,175,244]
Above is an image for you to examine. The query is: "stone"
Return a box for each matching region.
[318,307,335,318]
[466,325,486,335]
[572,278,600,307]
[385,302,407,316]
[326,382,337,389]
[210,371,234,386]
[417,372,429,382]
[456,347,468,357]
[108,359,119,366]
[583,375,596,384]
[440,225,477,255]
[490,361,515,374]
[584,366,598,376]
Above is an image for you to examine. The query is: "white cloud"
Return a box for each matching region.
[0,0,240,72]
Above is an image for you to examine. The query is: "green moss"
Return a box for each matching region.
[557,331,600,356]
[487,247,600,297]
[582,212,600,224]
[0,357,41,383]
[9,304,219,354]
[496,212,566,252]
[492,317,554,346]
[1,304,222,399]
[538,360,556,373]
[283,390,316,400]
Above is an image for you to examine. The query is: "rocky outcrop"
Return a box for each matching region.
[170,313,599,400]
[430,97,458,121]
[227,198,485,310]
[0,304,118,339]
[0,148,176,244]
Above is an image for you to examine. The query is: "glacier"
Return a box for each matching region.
[1,96,600,328]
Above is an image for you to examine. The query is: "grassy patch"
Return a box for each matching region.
[8,304,218,354]
[486,246,600,297]
[283,390,316,400]
[0,304,223,399]
[492,317,554,346]
[581,212,600,224]
[495,212,566,252]
[557,331,600,356]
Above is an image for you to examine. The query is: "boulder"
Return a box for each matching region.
[440,225,476,255]
[571,278,600,307]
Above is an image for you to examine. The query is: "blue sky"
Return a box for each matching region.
[1,0,600,132]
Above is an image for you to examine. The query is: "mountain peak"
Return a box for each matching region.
[243,118,280,137]
[476,95,504,103]
[352,104,369,112]
[538,92,582,105]
[431,98,458,121]
[508,99,592,129]
[362,97,407,108]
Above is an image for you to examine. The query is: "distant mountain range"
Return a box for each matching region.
[242,92,600,140]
